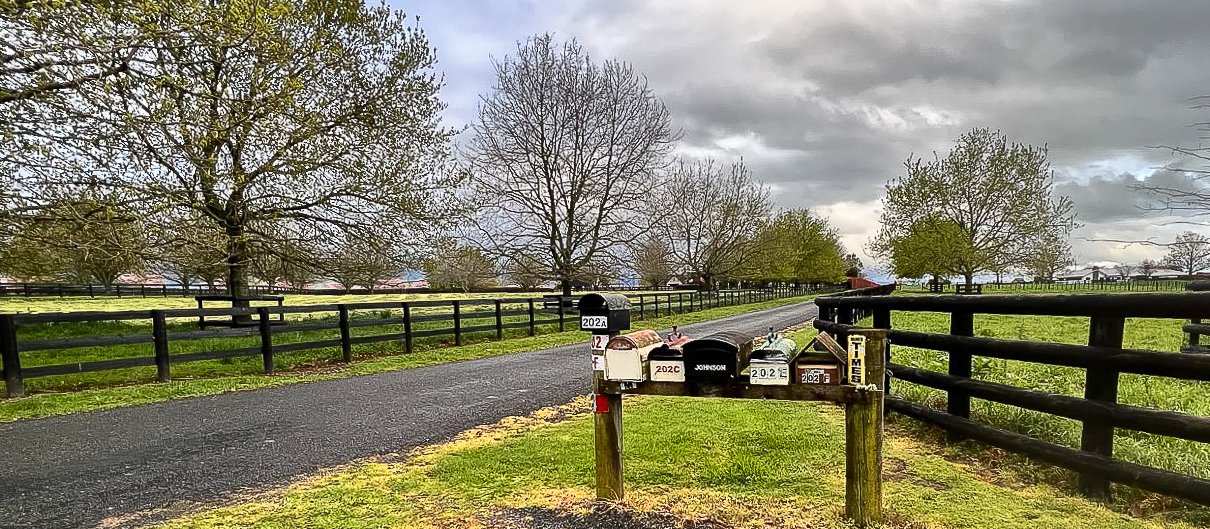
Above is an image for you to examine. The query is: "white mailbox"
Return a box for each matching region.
[604,330,663,382]
[747,335,798,386]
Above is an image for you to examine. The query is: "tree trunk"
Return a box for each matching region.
[226,227,252,324]
[561,278,572,297]
[964,272,974,286]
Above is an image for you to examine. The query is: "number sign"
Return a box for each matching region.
[590,334,608,351]
[581,315,608,330]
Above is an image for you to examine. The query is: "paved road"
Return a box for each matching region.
[0,301,817,529]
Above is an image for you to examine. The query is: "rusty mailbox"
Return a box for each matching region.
[648,326,691,382]
[682,330,755,382]
[604,330,664,382]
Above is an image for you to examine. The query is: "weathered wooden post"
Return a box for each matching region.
[1,314,24,397]
[527,299,536,337]
[579,293,631,503]
[401,302,413,354]
[453,300,463,346]
[338,305,352,362]
[258,307,274,375]
[152,310,170,382]
[845,328,886,527]
[947,310,974,441]
[494,300,504,340]
[1080,315,1125,500]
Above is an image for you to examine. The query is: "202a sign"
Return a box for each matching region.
[581,315,608,330]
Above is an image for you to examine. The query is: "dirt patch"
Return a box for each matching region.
[486,504,728,529]
[882,456,949,491]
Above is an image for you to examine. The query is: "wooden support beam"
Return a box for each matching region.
[844,328,886,528]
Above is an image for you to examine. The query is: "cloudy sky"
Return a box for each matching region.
[393,0,1210,275]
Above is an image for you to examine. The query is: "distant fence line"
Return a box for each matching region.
[0,282,706,298]
[907,279,1189,294]
[0,285,837,398]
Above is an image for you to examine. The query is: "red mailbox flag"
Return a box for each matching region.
[593,393,610,413]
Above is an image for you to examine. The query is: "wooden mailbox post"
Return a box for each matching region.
[592,328,887,527]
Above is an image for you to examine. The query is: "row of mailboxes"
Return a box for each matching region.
[599,328,844,386]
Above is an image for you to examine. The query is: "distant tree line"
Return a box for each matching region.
[3,13,852,298]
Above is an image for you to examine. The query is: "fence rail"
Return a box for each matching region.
[906,279,1189,294]
[0,286,834,398]
[813,285,1210,506]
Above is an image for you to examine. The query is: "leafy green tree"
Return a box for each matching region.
[872,128,1077,285]
[1028,229,1074,281]
[843,253,863,278]
[0,199,147,287]
[885,217,972,281]
[13,0,461,304]
[747,209,847,284]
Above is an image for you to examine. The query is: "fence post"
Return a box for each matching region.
[453,300,463,346]
[528,299,536,337]
[594,330,623,502]
[258,307,274,375]
[638,295,645,320]
[557,297,565,332]
[163,284,168,298]
[845,328,885,527]
[678,292,684,313]
[494,300,503,340]
[946,311,974,441]
[88,284,94,298]
[140,284,146,298]
[873,309,892,398]
[1080,315,1125,500]
[338,305,352,362]
[402,302,413,354]
[152,310,170,382]
[1,315,23,398]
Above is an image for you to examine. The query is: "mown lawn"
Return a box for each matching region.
[0,294,815,422]
[152,396,1207,529]
[882,310,1210,499]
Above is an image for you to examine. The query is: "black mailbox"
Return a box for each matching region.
[577,293,632,333]
[682,330,755,382]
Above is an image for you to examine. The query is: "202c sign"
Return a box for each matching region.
[581,315,608,330]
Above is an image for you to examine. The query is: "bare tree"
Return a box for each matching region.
[321,235,405,293]
[424,245,497,292]
[502,253,549,291]
[467,34,677,297]
[1115,263,1137,280]
[629,236,672,288]
[649,159,771,290]
[1141,259,1159,278]
[1163,232,1210,276]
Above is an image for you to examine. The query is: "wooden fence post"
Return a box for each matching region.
[402,302,413,354]
[152,310,170,382]
[594,330,623,502]
[258,307,274,375]
[453,300,463,346]
[338,305,352,362]
[654,294,660,318]
[947,311,974,441]
[1080,315,1125,500]
[557,297,565,332]
[527,299,536,337]
[638,295,645,320]
[845,328,885,527]
[494,300,503,340]
[873,309,892,397]
[1,315,24,398]
[678,292,684,313]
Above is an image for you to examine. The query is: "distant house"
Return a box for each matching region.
[1055,267,1114,282]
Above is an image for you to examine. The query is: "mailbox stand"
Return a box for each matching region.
[592,329,887,528]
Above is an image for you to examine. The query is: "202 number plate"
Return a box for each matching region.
[749,364,789,386]
[581,315,608,330]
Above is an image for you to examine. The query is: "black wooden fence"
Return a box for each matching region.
[0,282,713,298]
[814,288,1210,506]
[0,286,830,398]
[909,279,1188,294]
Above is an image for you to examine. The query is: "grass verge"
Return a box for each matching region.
[0,294,814,422]
[147,396,1206,529]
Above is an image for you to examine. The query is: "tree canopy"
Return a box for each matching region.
[872,128,1077,285]
[746,209,848,284]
